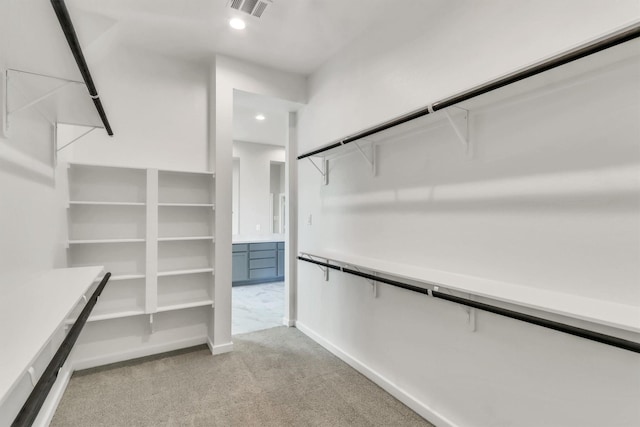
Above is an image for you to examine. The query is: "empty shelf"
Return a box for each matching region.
[157,268,214,277]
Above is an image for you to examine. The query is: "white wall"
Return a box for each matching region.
[232,141,285,236]
[296,2,640,426]
[0,0,69,290]
[67,45,209,172]
[210,55,306,350]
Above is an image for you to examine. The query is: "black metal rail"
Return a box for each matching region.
[297,24,640,160]
[50,0,114,136]
[11,272,111,427]
[297,256,640,354]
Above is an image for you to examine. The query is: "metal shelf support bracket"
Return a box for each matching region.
[56,123,101,152]
[354,140,377,177]
[27,367,37,387]
[434,285,476,332]
[443,107,470,156]
[308,157,329,185]
[4,69,85,132]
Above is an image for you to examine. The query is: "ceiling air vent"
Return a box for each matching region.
[228,0,272,18]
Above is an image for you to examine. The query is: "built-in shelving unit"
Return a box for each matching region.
[64,163,216,369]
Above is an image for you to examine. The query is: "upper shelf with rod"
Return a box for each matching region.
[297,23,640,181]
[1,0,114,153]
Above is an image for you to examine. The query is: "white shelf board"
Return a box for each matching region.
[69,201,146,207]
[68,162,215,177]
[157,268,214,278]
[157,299,213,313]
[158,203,215,208]
[0,266,103,406]
[66,308,146,324]
[158,236,215,242]
[68,238,146,245]
[68,162,146,172]
[300,250,640,334]
[157,168,215,176]
[108,274,146,281]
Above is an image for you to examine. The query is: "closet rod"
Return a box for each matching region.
[297,256,640,354]
[50,0,114,136]
[11,273,112,427]
[297,23,640,160]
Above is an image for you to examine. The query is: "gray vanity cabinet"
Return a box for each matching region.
[232,241,285,285]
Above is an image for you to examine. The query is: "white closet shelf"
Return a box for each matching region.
[299,250,640,334]
[158,169,215,176]
[68,238,146,245]
[68,201,146,207]
[158,203,215,208]
[157,268,215,277]
[108,274,146,281]
[0,266,103,406]
[68,162,146,171]
[158,236,215,242]
[65,308,146,325]
[157,299,214,313]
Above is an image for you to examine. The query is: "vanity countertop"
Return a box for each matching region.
[232,234,285,244]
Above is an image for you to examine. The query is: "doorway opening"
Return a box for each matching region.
[230,90,300,335]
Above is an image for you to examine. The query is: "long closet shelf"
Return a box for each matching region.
[68,201,146,207]
[68,238,146,245]
[158,236,215,242]
[158,203,215,208]
[297,24,640,160]
[157,299,214,313]
[157,268,215,277]
[299,251,640,334]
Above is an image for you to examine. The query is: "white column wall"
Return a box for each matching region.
[296,2,640,426]
[210,55,306,351]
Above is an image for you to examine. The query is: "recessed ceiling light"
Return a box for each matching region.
[255,114,266,121]
[229,18,246,30]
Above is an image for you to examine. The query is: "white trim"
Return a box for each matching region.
[71,336,208,371]
[295,322,459,427]
[282,317,296,327]
[208,339,233,355]
[32,362,73,427]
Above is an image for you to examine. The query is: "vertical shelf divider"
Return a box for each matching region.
[146,169,158,314]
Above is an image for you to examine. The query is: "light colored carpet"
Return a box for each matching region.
[52,327,433,427]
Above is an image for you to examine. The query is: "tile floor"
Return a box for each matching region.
[232,281,284,335]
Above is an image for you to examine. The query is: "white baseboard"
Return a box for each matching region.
[282,317,296,327]
[208,338,234,355]
[72,336,208,371]
[295,322,458,427]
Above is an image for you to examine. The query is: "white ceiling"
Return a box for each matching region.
[66,0,405,75]
[233,90,302,146]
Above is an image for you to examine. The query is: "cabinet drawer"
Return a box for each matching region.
[233,244,248,253]
[250,258,276,269]
[277,242,284,249]
[250,242,277,251]
[249,249,276,259]
[249,267,277,279]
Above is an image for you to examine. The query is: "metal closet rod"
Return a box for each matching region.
[297,23,640,160]
[297,256,640,354]
[11,273,112,427]
[50,0,114,136]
